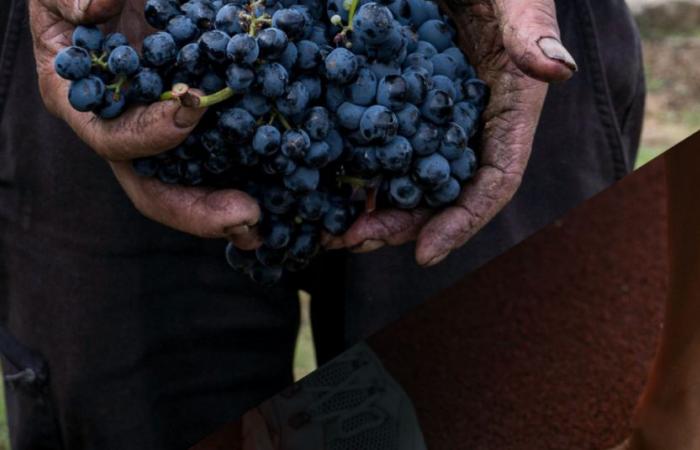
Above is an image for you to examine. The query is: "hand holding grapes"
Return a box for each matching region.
[29,0,262,246]
[327,0,578,267]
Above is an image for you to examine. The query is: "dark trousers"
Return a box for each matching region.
[0,0,644,448]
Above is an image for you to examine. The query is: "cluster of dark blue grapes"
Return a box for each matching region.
[54,0,487,285]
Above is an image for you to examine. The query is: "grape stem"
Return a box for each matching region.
[271,109,292,130]
[91,52,108,71]
[160,84,236,108]
[106,74,128,100]
[247,13,272,36]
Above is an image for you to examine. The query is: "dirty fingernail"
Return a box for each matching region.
[78,0,93,12]
[225,224,250,236]
[537,37,578,73]
[174,105,203,129]
[422,251,449,267]
[351,240,385,253]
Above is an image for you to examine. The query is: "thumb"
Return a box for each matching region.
[52,0,126,24]
[495,0,577,82]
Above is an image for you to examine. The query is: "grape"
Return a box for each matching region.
[167,15,199,45]
[55,47,92,80]
[322,200,354,235]
[376,135,412,172]
[227,34,260,65]
[54,0,488,284]
[403,52,434,75]
[430,53,457,78]
[345,67,377,106]
[226,63,256,90]
[303,106,331,140]
[98,90,127,119]
[337,102,367,130]
[240,92,272,116]
[352,3,395,45]
[413,153,450,188]
[324,48,358,84]
[272,9,307,40]
[219,107,256,142]
[281,129,311,159]
[452,101,479,137]
[177,43,206,75]
[248,263,284,285]
[200,71,226,93]
[304,141,331,168]
[72,25,104,52]
[414,40,437,58]
[359,105,398,143]
[288,225,320,261]
[439,122,468,160]
[145,0,181,29]
[284,166,320,192]
[450,148,477,182]
[279,42,299,70]
[420,89,454,124]
[425,176,460,207]
[200,30,231,62]
[298,191,328,221]
[298,75,322,100]
[107,46,140,76]
[295,40,322,71]
[389,176,422,209]
[68,76,105,112]
[253,125,282,156]
[403,68,432,104]
[396,103,420,137]
[261,219,293,249]
[258,63,289,97]
[215,4,246,34]
[461,79,489,112]
[181,0,216,29]
[376,75,408,111]
[430,74,456,100]
[369,60,401,79]
[417,19,452,52]
[264,185,296,214]
[143,32,178,67]
[275,81,310,115]
[102,33,129,54]
[257,28,289,59]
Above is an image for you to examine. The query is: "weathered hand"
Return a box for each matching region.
[29,0,261,247]
[326,0,577,266]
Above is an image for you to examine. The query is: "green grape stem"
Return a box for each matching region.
[160,85,236,108]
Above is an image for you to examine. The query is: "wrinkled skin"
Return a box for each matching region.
[326,0,577,266]
[29,0,262,248]
[29,0,576,259]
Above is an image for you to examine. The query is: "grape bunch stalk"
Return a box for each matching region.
[54,0,488,285]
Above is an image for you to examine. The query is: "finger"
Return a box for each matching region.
[41,0,126,24]
[228,226,263,251]
[111,161,261,239]
[30,3,206,161]
[415,70,546,267]
[494,0,577,82]
[324,208,432,252]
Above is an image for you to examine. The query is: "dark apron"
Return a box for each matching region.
[0,0,644,448]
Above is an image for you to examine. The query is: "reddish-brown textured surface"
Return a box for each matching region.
[369,156,668,449]
[192,154,670,450]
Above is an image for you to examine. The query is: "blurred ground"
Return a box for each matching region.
[634,1,700,166]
